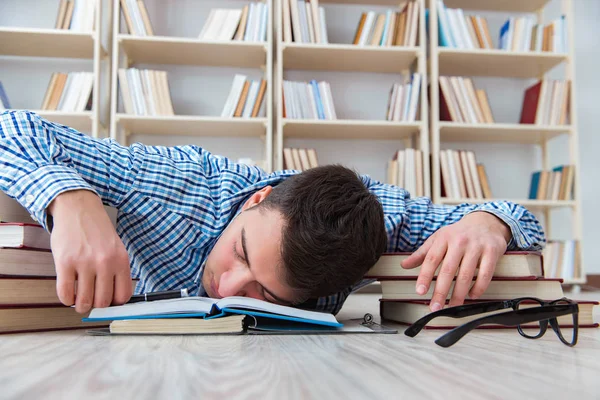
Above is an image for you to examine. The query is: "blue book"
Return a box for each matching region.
[528,171,541,199]
[0,81,11,109]
[310,80,326,120]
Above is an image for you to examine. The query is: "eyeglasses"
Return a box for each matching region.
[404,297,579,347]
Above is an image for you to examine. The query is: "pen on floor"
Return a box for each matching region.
[126,288,189,304]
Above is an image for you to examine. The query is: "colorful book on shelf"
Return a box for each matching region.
[284,0,328,44]
[0,81,11,110]
[385,73,421,122]
[365,251,545,279]
[519,79,570,125]
[119,0,154,36]
[221,75,267,118]
[438,76,493,123]
[498,14,567,52]
[436,0,493,50]
[41,72,94,112]
[282,79,336,120]
[380,299,598,329]
[55,0,97,32]
[542,240,580,280]
[283,148,319,171]
[527,165,574,201]
[352,1,419,47]
[438,149,491,200]
[198,2,268,42]
[386,148,425,197]
[118,68,174,116]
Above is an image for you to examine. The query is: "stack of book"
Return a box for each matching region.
[199,2,269,42]
[283,148,319,171]
[385,73,421,122]
[282,0,328,44]
[54,0,97,32]
[41,72,94,112]
[438,76,494,123]
[119,0,154,36]
[282,79,336,120]
[543,240,580,280]
[520,79,570,126]
[118,68,174,116]
[0,82,10,111]
[436,0,492,49]
[353,1,420,47]
[528,165,575,201]
[0,193,110,334]
[439,149,492,200]
[220,74,267,118]
[365,251,598,330]
[386,148,426,198]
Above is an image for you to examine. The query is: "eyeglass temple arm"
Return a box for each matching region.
[434,304,578,348]
[404,300,514,337]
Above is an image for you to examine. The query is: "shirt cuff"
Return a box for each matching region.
[465,206,527,250]
[6,165,99,232]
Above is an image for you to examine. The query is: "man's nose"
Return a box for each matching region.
[218,266,253,297]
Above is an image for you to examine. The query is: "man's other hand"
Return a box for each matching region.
[48,190,132,314]
[400,211,511,312]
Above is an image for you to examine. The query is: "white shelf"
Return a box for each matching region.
[437,48,567,78]
[282,43,419,73]
[283,119,422,140]
[442,0,550,13]
[118,35,267,68]
[439,198,576,209]
[32,110,94,133]
[116,114,268,137]
[439,122,571,144]
[0,27,100,59]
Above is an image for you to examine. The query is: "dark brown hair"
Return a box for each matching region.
[257,164,387,303]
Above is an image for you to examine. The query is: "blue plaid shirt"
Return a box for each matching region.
[0,110,545,314]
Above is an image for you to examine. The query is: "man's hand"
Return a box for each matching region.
[401,211,511,311]
[48,190,132,314]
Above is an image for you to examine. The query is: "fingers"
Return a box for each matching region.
[469,247,498,300]
[74,272,95,314]
[94,272,114,309]
[449,247,481,307]
[113,266,133,305]
[427,242,463,312]
[401,233,436,269]
[56,264,76,307]
[414,237,447,297]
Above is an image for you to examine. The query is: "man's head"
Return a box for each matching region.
[202,164,388,306]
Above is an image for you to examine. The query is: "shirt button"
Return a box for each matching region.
[25,194,35,204]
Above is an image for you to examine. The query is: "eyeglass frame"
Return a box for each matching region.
[403,297,579,348]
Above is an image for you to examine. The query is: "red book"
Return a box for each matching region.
[0,222,50,250]
[519,80,543,124]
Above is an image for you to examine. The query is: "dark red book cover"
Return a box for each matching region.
[519,80,542,124]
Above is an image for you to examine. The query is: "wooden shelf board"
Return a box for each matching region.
[318,0,414,5]
[562,278,587,285]
[442,0,550,13]
[282,43,419,73]
[118,35,267,67]
[437,48,567,78]
[117,114,267,137]
[0,28,97,59]
[439,122,571,144]
[439,198,576,209]
[32,110,94,132]
[283,119,422,139]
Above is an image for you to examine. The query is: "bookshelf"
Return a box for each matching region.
[109,0,274,172]
[428,0,585,285]
[0,6,107,138]
[275,0,430,197]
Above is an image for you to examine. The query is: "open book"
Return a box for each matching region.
[83,296,397,335]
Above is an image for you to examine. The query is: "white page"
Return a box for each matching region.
[87,297,217,319]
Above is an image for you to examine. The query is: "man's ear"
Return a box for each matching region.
[241,186,273,211]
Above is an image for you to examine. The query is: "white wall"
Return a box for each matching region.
[1,0,599,272]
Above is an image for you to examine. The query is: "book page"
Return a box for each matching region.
[86,297,218,320]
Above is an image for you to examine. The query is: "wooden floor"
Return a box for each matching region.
[1,290,599,400]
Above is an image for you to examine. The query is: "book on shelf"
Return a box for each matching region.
[199,2,268,42]
[0,81,11,110]
[542,240,580,280]
[41,72,94,112]
[221,74,267,118]
[54,0,97,32]
[282,79,336,120]
[352,0,419,47]
[519,79,570,126]
[282,0,328,44]
[365,251,545,279]
[82,295,396,335]
[528,165,575,201]
[439,149,492,200]
[438,76,494,123]
[386,148,425,198]
[119,0,154,36]
[283,148,319,171]
[118,68,174,116]
[385,73,421,122]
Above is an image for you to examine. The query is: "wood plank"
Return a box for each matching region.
[439,198,577,209]
[439,122,571,144]
[0,28,97,59]
[442,0,550,13]
[283,119,422,140]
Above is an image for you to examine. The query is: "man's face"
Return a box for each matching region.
[201,187,296,305]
